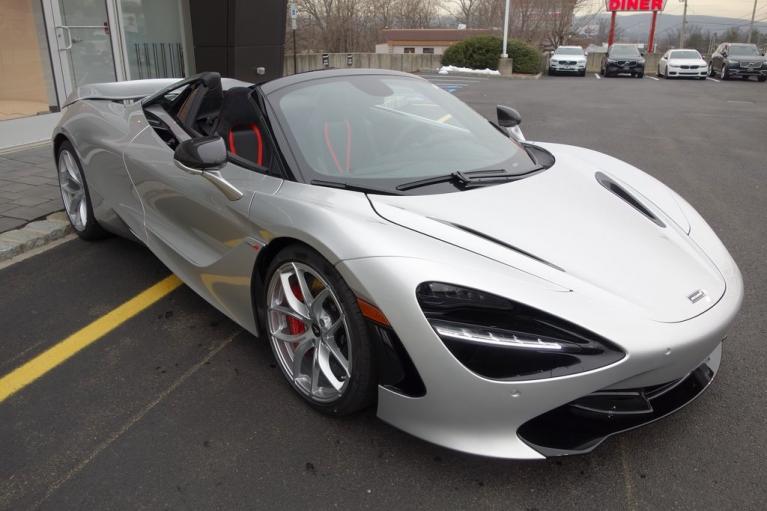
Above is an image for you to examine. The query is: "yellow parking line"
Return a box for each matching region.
[0,274,182,403]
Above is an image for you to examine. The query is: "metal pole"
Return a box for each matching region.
[747,0,758,43]
[679,0,688,48]
[501,0,511,58]
[608,11,617,46]
[648,11,658,53]
[292,28,297,74]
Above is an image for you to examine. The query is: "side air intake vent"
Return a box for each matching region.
[595,172,665,228]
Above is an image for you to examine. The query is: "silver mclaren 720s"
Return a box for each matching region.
[52,69,742,459]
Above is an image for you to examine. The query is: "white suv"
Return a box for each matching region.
[549,46,587,77]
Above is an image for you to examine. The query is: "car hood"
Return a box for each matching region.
[554,55,586,61]
[368,144,725,323]
[668,58,707,67]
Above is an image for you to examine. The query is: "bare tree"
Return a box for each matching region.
[452,0,480,27]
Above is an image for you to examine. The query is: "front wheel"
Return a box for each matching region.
[264,244,377,415]
[637,71,644,79]
[720,65,729,80]
[56,141,108,240]
[758,76,766,82]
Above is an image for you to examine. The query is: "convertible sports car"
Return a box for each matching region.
[53,69,742,459]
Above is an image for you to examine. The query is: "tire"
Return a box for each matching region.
[264,244,377,416]
[580,70,586,77]
[758,76,766,82]
[657,66,663,78]
[637,71,644,79]
[708,63,714,77]
[548,67,556,76]
[720,65,729,80]
[56,141,108,240]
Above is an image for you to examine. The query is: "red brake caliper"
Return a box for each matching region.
[287,282,306,337]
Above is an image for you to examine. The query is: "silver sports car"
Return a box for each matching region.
[53,69,743,459]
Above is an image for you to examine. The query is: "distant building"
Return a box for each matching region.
[375,29,497,55]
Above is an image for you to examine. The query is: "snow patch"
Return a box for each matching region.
[437,65,500,76]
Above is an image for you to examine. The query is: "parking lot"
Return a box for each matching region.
[1,74,766,510]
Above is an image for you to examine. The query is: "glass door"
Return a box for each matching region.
[48,0,118,97]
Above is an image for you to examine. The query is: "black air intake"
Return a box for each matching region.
[595,171,665,228]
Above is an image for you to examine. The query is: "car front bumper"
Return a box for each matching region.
[728,66,767,77]
[550,63,586,73]
[667,67,708,77]
[337,252,742,459]
[606,63,645,74]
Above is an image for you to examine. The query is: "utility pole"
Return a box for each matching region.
[501,0,511,58]
[679,0,688,48]
[747,0,758,43]
[290,2,298,75]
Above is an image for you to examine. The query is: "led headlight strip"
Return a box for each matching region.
[432,322,564,351]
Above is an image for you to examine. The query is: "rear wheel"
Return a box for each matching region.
[56,141,107,240]
[264,244,377,415]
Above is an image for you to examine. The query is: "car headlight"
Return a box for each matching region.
[638,59,646,64]
[551,59,559,64]
[416,282,625,381]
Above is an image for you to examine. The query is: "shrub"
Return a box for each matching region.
[441,35,542,74]
[505,39,542,74]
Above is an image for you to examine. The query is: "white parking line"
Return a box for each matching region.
[648,76,659,81]
[594,73,601,80]
[706,77,720,83]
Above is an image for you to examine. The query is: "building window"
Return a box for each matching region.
[422,48,435,54]
[403,47,415,54]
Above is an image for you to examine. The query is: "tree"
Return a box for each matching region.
[451,0,479,28]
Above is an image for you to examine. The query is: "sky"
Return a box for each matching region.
[581,0,767,20]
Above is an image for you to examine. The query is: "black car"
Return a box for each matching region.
[600,44,646,78]
[709,43,767,81]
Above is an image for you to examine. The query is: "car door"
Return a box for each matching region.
[715,45,726,72]
[123,77,283,332]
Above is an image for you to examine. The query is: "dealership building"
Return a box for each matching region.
[0,0,287,150]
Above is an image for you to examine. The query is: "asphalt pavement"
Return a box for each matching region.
[1,75,766,510]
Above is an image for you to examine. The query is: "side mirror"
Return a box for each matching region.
[173,136,243,201]
[174,136,227,173]
[496,105,522,128]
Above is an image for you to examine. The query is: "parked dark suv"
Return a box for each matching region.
[600,44,645,78]
[709,43,767,81]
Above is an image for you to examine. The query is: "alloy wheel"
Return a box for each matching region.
[267,262,352,403]
[58,149,87,231]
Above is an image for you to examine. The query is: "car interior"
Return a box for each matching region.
[144,73,278,174]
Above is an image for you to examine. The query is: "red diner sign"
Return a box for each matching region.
[605,0,667,11]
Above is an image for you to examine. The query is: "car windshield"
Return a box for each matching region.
[670,50,701,59]
[610,45,640,57]
[729,45,760,56]
[555,47,583,56]
[267,74,538,193]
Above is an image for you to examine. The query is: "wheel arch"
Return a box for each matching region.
[250,236,327,336]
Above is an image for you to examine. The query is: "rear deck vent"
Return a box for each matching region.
[595,172,665,228]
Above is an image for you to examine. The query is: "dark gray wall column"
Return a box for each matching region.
[188,0,287,82]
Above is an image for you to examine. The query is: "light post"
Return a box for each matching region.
[501,0,511,58]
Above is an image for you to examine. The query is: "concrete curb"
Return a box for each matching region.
[0,211,72,261]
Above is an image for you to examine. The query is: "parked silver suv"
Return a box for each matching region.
[548,46,587,77]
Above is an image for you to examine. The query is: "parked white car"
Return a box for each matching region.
[549,46,587,76]
[657,49,708,79]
